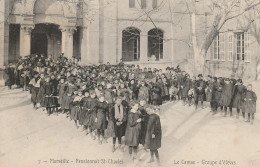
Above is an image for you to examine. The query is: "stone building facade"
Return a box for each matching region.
[0,0,174,70]
[0,0,260,81]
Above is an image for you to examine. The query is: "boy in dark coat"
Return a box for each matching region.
[87,90,99,140]
[125,102,142,161]
[42,76,55,116]
[195,74,206,109]
[145,105,162,165]
[139,100,149,151]
[242,84,257,124]
[151,81,162,106]
[219,78,233,117]
[93,93,109,144]
[110,97,128,152]
[232,79,246,119]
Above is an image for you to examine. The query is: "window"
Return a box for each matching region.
[227,32,233,61]
[122,27,140,61]
[153,0,158,9]
[213,33,225,61]
[235,32,251,62]
[236,33,245,61]
[244,32,251,62]
[148,28,164,61]
[141,0,147,9]
[129,0,135,8]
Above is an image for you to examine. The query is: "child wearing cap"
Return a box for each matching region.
[242,84,257,124]
[109,97,128,152]
[145,105,162,165]
[93,93,109,144]
[125,102,142,161]
[70,91,84,129]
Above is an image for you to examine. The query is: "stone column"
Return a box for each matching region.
[80,27,88,65]
[47,34,53,59]
[20,25,34,58]
[60,27,75,59]
[140,31,148,62]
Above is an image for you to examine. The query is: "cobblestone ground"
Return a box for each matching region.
[0,83,260,167]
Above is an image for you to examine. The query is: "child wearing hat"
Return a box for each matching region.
[70,90,84,128]
[232,79,246,119]
[87,90,98,140]
[109,96,128,152]
[145,105,162,165]
[93,92,109,144]
[242,84,257,124]
[125,101,142,161]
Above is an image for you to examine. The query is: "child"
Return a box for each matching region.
[110,97,127,152]
[139,100,149,151]
[125,102,142,162]
[188,88,195,106]
[63,92,73,118]
[169,85,178,102]
[93,93,109,144]
[79,91,90,131]
[30,72,40,109]
[71,91,84,128]
[58,77,66,113]
[88,90,98,140]
[145,106,162,165]
[138,82,149,103]
[42,76,55,116]
[242,84,257,124]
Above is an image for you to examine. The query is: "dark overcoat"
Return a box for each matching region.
[151,85,162,106]
[108,104,128,138]
[232,85,246,109]
[138,86,149,102]
[42,82,56,107]
[70,97,81,121]
[144,113,162,150]
[93,101,109,130]
[125,111,141,146]
[139,107,149,145]
[182,78,192,98]
[242,90,257,114]
[205,81,213,102]
[219,83,233,107]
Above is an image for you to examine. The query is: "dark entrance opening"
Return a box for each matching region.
[31,24,61,60]
[9,24,20,63]
[31,33,47,55]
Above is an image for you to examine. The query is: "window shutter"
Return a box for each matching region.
[219,33,225,61]
[227,32,233,61]
[213,35,218,60]
[244,32,251,62]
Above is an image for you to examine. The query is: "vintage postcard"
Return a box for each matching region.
[0,0,260,167]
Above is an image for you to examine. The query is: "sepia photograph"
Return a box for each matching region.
[0,0,260,167]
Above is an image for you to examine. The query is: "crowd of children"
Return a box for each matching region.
[2,54,258,165]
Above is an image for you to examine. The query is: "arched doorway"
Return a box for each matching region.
[122,27,140,61]
[31,24,61,60]
[148,28,164,61]
[32,0,65,60]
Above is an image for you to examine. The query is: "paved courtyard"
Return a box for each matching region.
[0,83,260,167]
